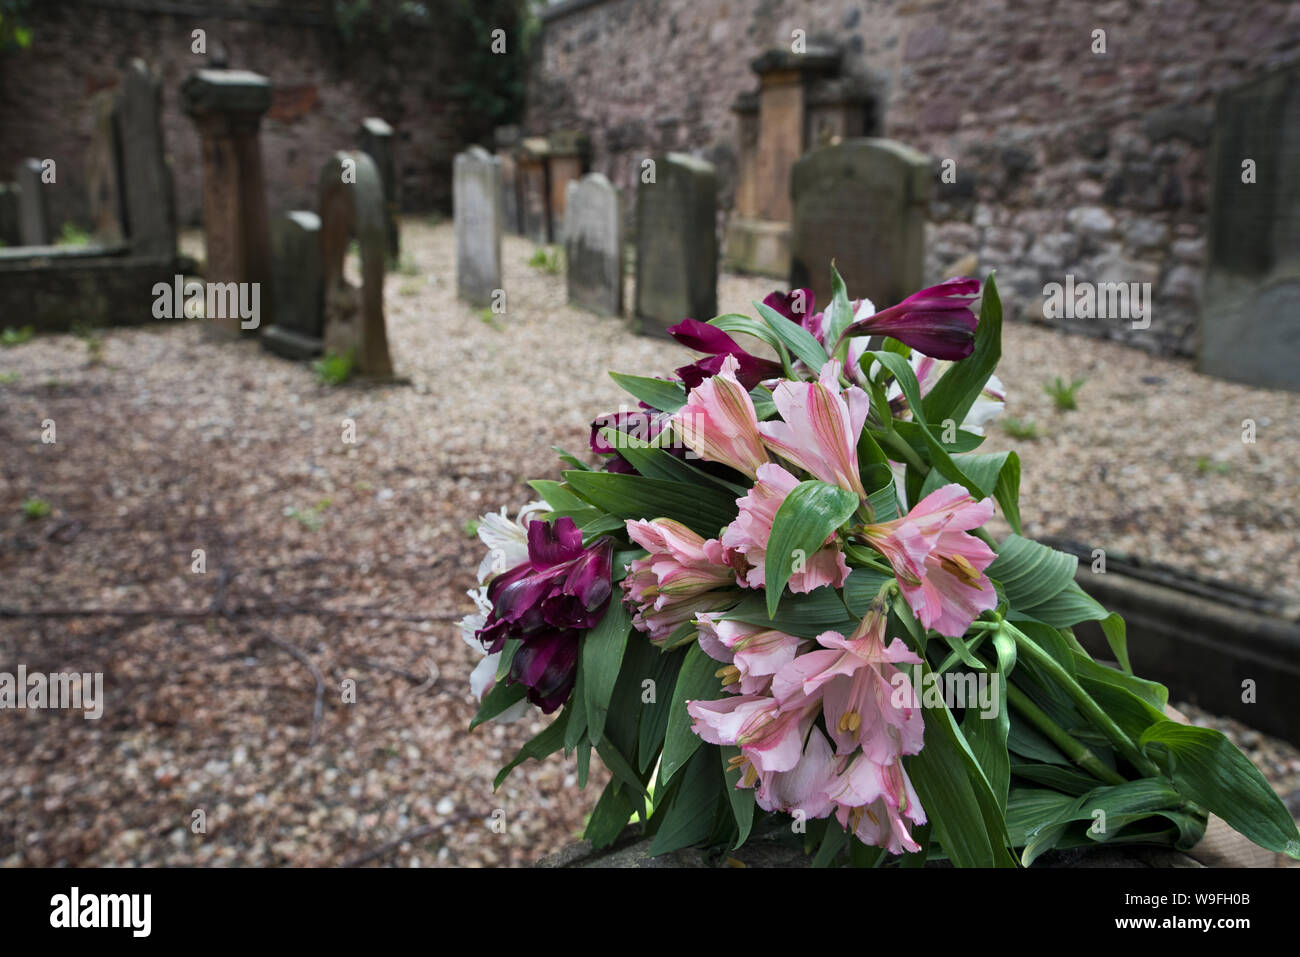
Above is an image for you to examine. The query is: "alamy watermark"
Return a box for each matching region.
[0,665,103,719]
[152,275,261,329]
[1042,274,1150,330]
[890,666,1000,719]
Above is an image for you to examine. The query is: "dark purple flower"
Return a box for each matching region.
[668,318,783,391]
[837,277,981,360]
[509,630,581,713]
[477,517,614,713]
[761,288,824,343]
[589,408,674,474]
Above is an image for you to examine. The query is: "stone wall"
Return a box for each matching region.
[526,0,1300,355]
[0,0,467,232]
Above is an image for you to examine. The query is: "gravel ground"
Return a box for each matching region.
[0,218,1295,866]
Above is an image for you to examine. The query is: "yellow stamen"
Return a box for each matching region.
[715,665,741,686]
[727,754,747,769]
[742,764,759,788]
[940,553,984,587]
[838,710,862,733]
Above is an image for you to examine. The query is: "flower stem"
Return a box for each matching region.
[1002,622,1163,778]
[878,430,927,474]
[1005,682,1127,786]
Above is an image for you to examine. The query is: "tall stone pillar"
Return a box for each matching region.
[180,69,273,338]
[723,45,869,280]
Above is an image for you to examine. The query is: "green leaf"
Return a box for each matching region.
[708,313,784,353]
[609,371,686,412]
[564,658,590,751]
[494,637,521,682]
[906,660,1017,866]
[1015,581,1131,675]
[638,647,684,772]
[749,385,777,420]
[962,628,1014,810]
[576,738,592,788]
[763,479,859,617]
[469,674,526,731]
[660,642,721,785]
[551,446,591,471]
[988,534,1078,610]
[528,479,591,513]
[1139,720,1300,858]
[494,708,569,789]
[1020,777,1185,865]
[563,469,737,539]
[649,744,726,855]
[584,778,639,848]
[867,350,982,498]
[1006,787,1079,848]
[583,600,633,747]
[811,817,849,867]
[823,262,856,348]
[595,733,651,801]
[719,745,756,848]
[922,272,1002,428]
[956,451,1021,535]
[1010,763,1100,795]
[597,426,746,496]
[754,299,829,370]
[895,420,986,453]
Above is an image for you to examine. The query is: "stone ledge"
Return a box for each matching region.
[534,829,1203,868]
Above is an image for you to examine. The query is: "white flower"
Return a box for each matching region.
[961,374,1006,436]
[459,586,529,723]
[474,500,548,583]
[458,500,549,724]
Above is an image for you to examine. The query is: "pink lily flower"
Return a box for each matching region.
[695,612,806,696]
[718,462,850,593]
[622,518,735,644]
[831,757,927,855]
[860,484,998,638]
[672,354,769,479]
[758,359,870,497]
[752,726,837,819]
[771,602,924,761]
[687,690,818,774]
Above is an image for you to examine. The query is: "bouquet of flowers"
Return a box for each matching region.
[459,268,1300,867]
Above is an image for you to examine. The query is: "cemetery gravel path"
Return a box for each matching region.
[0,219,1296,866]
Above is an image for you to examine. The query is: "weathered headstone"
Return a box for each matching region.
[15,158,50,247]
[565,173,623,316]
[180,69,273,338]
[119,59,177,258]
[516,137,552,245]
[85,90,125,245]
[1199,62,1300,392]
[453,146,502,309]
[790,138,929,310]
[0,184,19,246]
[635,153,717,337]
[262,211,324,359]
[495,125,522,235]
[357,117,398,261]
[319,151,394,378]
